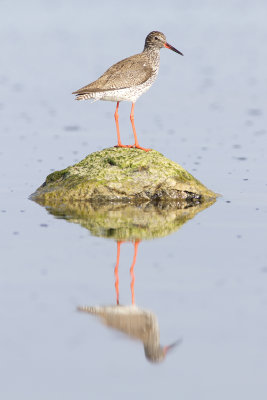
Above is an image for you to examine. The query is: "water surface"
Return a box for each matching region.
[1,1,267,399]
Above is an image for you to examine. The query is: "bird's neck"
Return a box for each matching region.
[143,47,160,69]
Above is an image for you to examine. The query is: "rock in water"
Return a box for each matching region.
[31,147,217,204]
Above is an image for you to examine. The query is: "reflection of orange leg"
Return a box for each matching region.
[114,102,130,148]
[130,103,151,152]
[114,241,122,305]
[130,240,140,305]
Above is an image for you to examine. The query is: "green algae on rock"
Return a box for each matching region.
[31,147,217,204]
[34,199,216,241]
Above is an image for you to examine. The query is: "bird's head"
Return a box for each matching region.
[144,338,182,363]
[144,31,183,56]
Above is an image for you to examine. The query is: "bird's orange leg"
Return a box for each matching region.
[114,241,122,305]
[114,102,130,148]
[130,240,140,305]
[130,103,151,152]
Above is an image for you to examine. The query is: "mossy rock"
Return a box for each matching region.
[35,199,216,241]
[31,147,217,204]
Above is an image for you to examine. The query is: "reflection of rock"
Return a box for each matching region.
[78,305,180,363]
[32,200,215,240]
[31,147,217,204]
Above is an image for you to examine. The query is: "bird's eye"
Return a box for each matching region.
[155,37,158,40]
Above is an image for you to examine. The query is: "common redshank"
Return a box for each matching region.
[73,31,183,151]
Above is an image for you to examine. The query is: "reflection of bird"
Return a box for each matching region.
[78,305,180,363]
[78,241,181,363]
[73,31,183,151]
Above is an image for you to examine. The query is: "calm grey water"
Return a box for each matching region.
[1,1,267,399]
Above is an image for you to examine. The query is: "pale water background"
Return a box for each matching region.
[1,0,267,399]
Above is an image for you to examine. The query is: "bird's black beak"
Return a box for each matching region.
[164,42,184,56]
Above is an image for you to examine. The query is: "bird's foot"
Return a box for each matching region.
[132,144,151,152]
[114,144,151,152]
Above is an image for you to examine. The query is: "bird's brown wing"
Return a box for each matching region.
[72,53,152,94]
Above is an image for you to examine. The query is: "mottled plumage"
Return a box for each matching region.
[73,56,153,96]
[72,31,183,151]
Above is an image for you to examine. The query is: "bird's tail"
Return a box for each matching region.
[74,93,93,101]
